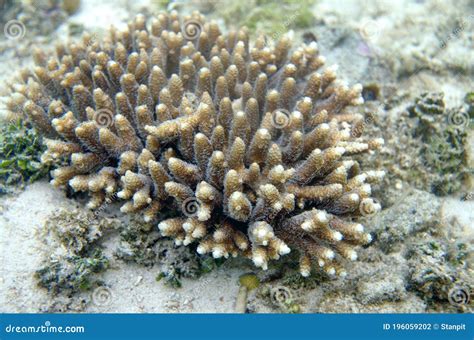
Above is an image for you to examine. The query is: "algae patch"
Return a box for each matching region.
[0,119,49,194]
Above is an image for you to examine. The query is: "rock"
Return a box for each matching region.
[368,189,441,252]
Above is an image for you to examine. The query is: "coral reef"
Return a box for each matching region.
[7,10,385,277]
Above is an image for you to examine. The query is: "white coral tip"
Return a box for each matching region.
[157,222,168,232]
[301,269,311,277]
[353,83,363,92]
[324,249,335,260]
[279,243,291,255]
[301,221,314,232]
[333,231,343,241]
[253,255,266,268]
[349,250,358,261]
[354,224,364,233]
[316,211,328,223]
[212,248,224,259]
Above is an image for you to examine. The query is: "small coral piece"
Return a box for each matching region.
[8,11,385,277]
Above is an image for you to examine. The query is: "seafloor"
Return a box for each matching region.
[0,0,473,313]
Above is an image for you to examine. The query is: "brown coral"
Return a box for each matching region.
[6,10,385,277]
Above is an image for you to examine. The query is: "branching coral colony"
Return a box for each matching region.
[6,11,385,277]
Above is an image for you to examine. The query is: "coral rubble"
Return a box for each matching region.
[35,208,118,295]
[7,10,385,276]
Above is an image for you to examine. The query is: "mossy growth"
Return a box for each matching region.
[423,127,467,195]
[156,253,226,289]
[154,0,315,33]
[198,256,226,274]
[44,208,118,255]
[61,0,81,15]
[115,219,161,266]
[465,92,474,118]
[407,236,473,312]
[156,268,183,288]
[214,0,314,36]
[0,119,49,194]
[407,92,471,196]
[448,243,469,266]
[408,92,445,118]
[281,271,320,290]
[36,249,109,294]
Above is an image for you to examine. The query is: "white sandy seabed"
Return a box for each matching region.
[1,0,473,312]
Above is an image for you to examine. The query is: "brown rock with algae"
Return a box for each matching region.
[7,10,385,277]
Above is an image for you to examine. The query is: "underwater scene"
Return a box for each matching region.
[0,0,472,314]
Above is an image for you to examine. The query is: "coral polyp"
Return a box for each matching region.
[6,10,385,277]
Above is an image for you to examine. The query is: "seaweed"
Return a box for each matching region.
[0,119,49,193]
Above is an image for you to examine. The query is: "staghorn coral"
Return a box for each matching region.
[6,10,385,277]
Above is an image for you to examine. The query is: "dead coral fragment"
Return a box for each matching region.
[35,209,118,295]
[11,11,384,277]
